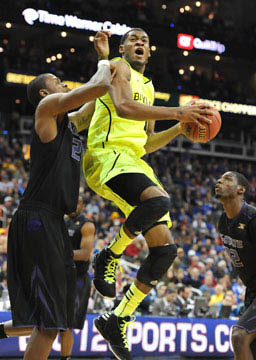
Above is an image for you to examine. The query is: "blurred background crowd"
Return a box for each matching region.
[1,0,256,322]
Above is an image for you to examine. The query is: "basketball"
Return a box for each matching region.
[182,107,222,143]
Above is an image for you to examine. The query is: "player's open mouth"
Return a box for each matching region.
[135,48,144,56]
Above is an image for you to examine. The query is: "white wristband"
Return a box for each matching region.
[98,59,110,69]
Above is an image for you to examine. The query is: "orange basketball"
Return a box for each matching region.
[182,107,222,143]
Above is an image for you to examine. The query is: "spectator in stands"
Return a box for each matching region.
[209,284,225,306]
[187,249,196,263]
[2,196,16,220]
[149,281,167,306]
[85,197,99,215]
[176,247,189,269]
[200,272,215,295]
[18,178,28,197]
[0,273,10,311]
[155,282,167,299]
[192,213,209,235]
[205,257,216,273]
[190,254,200,269]
[215,259,229,279]
[163,267,179,286]
[198,261,207,279]
[175,285,194,317]
[0,171,14,196]
[183,267,202,288]
[0,259,7,283]
[232,276,246,304]
[2,157,17,174]
[199,247,208,262]
[12,159,27,181]
[124,237,144,261]
[151,287,178,317]
[0,235,6,266]
[208,249,217,262]
[219,273,232,291]
[176,268,185,285]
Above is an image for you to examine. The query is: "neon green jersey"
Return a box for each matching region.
[87,57,155,158]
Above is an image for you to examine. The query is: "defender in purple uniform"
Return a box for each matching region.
[1,31,112,360]
[216,171,256,360]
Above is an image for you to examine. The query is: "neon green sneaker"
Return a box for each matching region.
[92,248,121,299]
[94,311,134,360]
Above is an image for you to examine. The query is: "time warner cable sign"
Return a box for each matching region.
[22,8,131,36]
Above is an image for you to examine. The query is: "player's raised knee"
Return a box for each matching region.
[137,244,177,286]
[125,195,171,235]
[147,195,171,217]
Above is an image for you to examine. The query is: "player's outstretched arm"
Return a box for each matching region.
[109,60,214,125]
[37,64,110,118]
[145,122,184,154]
[38,30,112,117]
[35,31,112,142]
[35,64,110,142]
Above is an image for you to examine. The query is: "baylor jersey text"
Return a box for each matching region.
[87,57,155,158]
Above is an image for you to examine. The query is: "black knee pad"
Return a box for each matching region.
[136,244,177,287]
[125,196,170,235]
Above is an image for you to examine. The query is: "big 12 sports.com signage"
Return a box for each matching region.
[0,313,235,358]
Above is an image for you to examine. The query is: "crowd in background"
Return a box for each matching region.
[1,131,256,319]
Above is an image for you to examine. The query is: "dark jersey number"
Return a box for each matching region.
[225,247,244,267]
[71,137,82,161]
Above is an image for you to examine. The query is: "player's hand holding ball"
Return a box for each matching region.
[179,101,222,143]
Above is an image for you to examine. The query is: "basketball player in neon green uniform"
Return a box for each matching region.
[83,28,213,360]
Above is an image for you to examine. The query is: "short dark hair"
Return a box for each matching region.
[166,287,177,294]
[231,171,250,198]
[27,73,49,107]
[177,286,185,294]
[120,27,149,45]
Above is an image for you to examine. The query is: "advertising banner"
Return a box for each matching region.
[0,312,235,358]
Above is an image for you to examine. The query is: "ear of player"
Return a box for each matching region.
[183,107,222,143]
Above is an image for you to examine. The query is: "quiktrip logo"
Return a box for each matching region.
[177,33,225,54]
[22,8,131,36]
[177,33,194,50]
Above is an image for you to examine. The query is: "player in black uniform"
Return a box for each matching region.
[0,197,96,360]
[0,31,112,360]
[60,197,95,359]
[215,171,256,360]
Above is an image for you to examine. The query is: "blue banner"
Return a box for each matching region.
[0,312,235,358]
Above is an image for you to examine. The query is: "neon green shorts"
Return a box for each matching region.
[83,148,172,227]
